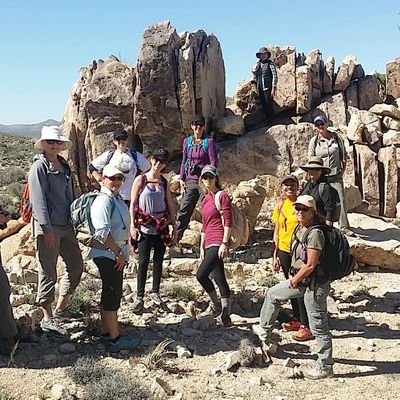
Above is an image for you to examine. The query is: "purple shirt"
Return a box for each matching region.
[179,136,218,181]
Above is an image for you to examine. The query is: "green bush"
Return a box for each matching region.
[0,167,26,186]
[68,356,105,385]
[165,283,197,302]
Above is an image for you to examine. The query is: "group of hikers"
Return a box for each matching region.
[0,47,356,380]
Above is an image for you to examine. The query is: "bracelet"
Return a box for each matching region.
[112,249,122,257]
[222,241,229,245]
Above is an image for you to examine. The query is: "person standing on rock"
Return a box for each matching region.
[89,164,141,351]
[28,126,83,335]
[0,204,18,354]
[89,128,150,207]
[130,148,177,314]
[272,174,314,341]
[176,115,218,242]
[197,165,232,326]
[308,115,354,236]
[253,195,334,380]
[252,47,278,123]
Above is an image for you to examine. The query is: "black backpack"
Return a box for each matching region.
[293,224,356,281]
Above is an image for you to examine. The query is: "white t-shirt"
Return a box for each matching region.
[90,149,150,201]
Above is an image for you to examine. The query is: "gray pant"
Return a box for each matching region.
[176,179,203,240]
[259,279,333,369]
[0,262,17,338]
[326,174,350,230]
[33,221,83,306]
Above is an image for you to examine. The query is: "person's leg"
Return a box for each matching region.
[176,180,201,240]
[136,233,152,298]
[150,235,166,294]
[263,88,274,121]
[57,225,84,312]
[304,281,333,371]
[0,263,17,339]
[328,177,350,231]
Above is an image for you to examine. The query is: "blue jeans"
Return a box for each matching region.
[258,279,333,369]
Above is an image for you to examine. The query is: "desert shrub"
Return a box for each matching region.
[165,283,197,302]
[7,182,24,198]
[83,372,148,400]
[257,275,279,288]
[238,338,255,366]
[0,167,25,186]
[22,292,36,305]
[68,285,95,314]
[0,389,15,400]
[141,339,174,370]
[68,356,105,385]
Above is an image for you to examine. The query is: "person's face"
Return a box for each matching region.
[43,139,64,156]
[103,174,124,193]
[201,173,216,190]
[295,204,314,224]
[151,156,166,172]
[259,53,268,61]
[113,138,128,152]
[314,121,327,133]
[281,179,298,198]
[191,121,204,136]
[308,168,323,182]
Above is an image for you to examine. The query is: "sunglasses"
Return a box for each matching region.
[46,140,63,145]
[315,123,325,127]
[295,206,311,212]
[153,157,166,164]
[202,173,215,180]
[107,175,124,182]
[192,121,204,127]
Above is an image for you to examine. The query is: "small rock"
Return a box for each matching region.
[151,376,173,397]
[59,342,76,354]
[338,378,345,383]
[283,358,298,368]
[380,323,389,329]
[366,339,376,347]
[50,383,71,400]
[168,302,186,314]
[176,345,192,358]
[170,393,183,400]
[248,376,264,386]
[224,350,241,371]
[211,368,222,376]
[350,343,361,351]
[263,342,278,356]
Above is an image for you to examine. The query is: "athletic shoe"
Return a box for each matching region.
[40,318,67,335]
[341,228,356,237]
[216,307,232,327]
[252,324,268,342]
[108,337,141,352]
[292,325,315,341]
[149,292,164,306]
[54,307,82,322]
[304,365,333,380]
[200,301,221,318]
[132,297,144,314]
[281,320,301,332]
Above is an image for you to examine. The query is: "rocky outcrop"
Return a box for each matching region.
[386,57,400,103]
[333,55,357,92]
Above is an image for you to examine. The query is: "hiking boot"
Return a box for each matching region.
[40,318,67,336]
[292,325,314,341]
[304,365,333,380]
[282,320,301,332]
[132,297,144,314]
[149,292,164,306]
[252,324,268,342]
[200,301,221,318]
[216,307,232,327]
[108,336,141,352]
[54,307,82,322]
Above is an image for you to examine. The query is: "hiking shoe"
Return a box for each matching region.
[252,324,268,342]
[108,337,141,352]
[282,320,301,332]
[341,228,355,237]
[98,333,111,343]
[304,365,333,380]
[54,307,82,322]
[292,325,315,341]
[216,314,232,327]
[132,297,144,314]
[40,318,67,335]
[149,292,164,306]
[200,301,221,318]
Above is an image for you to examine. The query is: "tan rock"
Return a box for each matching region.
[166,258,198,276]
[1,225,33,264]
[213,115,245,136]
[333,55,357,91]
[382,116,400,131]
[323,56,335,94]
[345,184,363,212]
[357,75,382,110]
[346,110,364,143]
[383,130,400,146]
[305,49,323,104]
[386,57,400,103]
[378,146,398,217]
[369,103,400,120]
[296,65,312,114]
[315,93,347,127]
[0,218,27,241]
[345,81,359,108]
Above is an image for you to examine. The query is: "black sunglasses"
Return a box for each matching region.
[295,206,311,212]
[192,121,204,127]
[107,175,124,182]
[315,123,325,127]
[46,140,63,145]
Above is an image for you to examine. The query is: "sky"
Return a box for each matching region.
[0,0,398,124]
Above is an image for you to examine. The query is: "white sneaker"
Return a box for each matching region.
[304,365,333,380]
[132,297,144,314]
[252,324,268,341]
[149,292,164,306]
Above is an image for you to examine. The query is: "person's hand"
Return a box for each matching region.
[114,254,126,271]
[179,179,187,194]
[288,277,296,289]
[272,256,281,273]
[130,226,139,241]
[271,86,277,98]
[218,243,228,259]
[200,247,205,261]
[170,225,177,246]
[43,231,56,248]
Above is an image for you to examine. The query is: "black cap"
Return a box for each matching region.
[256,47,269,58]
[191,115,205,126]
[152,147,169,162]
[113,128,128,140]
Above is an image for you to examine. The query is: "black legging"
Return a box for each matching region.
[196,246,230,298]
[277,249,309,327]
[137,233,166,298]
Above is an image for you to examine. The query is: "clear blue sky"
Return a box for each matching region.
[0,0,398,124]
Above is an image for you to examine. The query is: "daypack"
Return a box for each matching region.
[20,183,32,223]
[317,182,341,222]
[292,224,356,281]
[70,191,124,249]
[214,191,249,250]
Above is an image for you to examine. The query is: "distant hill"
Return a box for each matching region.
[0,119,61,138]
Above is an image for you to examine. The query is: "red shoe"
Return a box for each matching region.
[292,325,315,341]
[281,320,301,332]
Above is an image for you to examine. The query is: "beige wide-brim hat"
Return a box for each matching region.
[300,156,331,174]
[34,126,72,151]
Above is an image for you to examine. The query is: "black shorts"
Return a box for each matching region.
[93,257,123,311]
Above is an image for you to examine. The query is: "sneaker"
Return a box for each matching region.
[108,336,141,352]
[252,324,268,342]
[132,297,144,314]
[40,318,67,335]
[304,365,333,380]
[292,325,315,341]
[200,301,221,318]
[216,307,232,327]
[282,320,301,332]
[149,292,164,306]
[341,228,355,237]
[54,307,82,322]
[99,333,111,343]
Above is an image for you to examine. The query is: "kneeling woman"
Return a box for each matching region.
[253,195,333,379]
[197,165,232,326]
[89,164,140,351]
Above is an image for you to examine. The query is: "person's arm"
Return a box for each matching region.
[337,135,348,175]
[208,138,218,167]
[89,151,110,184]
[321,184,336,226]
[136,152,150,173]
[271,204,280,272]
[308,136,317,158]
[179,138,188,191]
[218,192,232,259]
[129,175,143,240]
[165,180,177,243]
[200,232,205,260]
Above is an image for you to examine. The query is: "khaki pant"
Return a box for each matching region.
[33,221,83,306]
[0,261,17,338]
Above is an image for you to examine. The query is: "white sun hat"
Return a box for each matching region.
[34,126,72,151]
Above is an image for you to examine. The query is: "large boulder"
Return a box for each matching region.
[296,65,312,114]
[386,57,400,103]
[377,146,397,217]
[369,103,400,120]
[382,130,400,146]
[333,55,357,91]
[1,225,34,264]
[313,93,347,127]
[357,75,382,110]
[213,115,245,136]
[322,56,335,95]
[382,116,400,131]
[305,49,323,105]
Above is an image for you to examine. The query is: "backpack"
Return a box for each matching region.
[20,183,32,223]
[70,191,124,249]
[317,183,341,222]
[292,224,356,281]
[214,191,249,250]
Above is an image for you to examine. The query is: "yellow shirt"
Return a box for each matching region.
[272,198,298,253]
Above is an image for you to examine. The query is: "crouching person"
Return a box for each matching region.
[253,195,333,379]
[89,164,141,351]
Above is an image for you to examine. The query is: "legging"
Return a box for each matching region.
[277,249,309,327]
[196,246,230,298]
[137,232,166,298]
